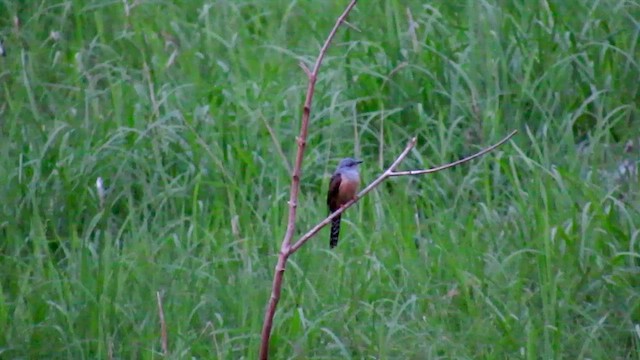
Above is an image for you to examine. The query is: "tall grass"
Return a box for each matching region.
[1,0,638,358]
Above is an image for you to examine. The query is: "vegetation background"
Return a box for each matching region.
[1,0,639,358]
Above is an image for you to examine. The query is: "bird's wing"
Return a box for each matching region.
[327,172,342,213]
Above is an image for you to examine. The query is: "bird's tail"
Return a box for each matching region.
[329,215,341,248]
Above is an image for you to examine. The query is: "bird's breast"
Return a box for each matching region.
[337,176,360,204]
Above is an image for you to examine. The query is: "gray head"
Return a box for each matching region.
[337,157,363,170]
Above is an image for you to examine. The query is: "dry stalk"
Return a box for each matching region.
[156,291,168,356]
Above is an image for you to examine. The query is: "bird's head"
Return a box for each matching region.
[338,157,363,169]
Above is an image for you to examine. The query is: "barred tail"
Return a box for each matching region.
[329,215,341,248]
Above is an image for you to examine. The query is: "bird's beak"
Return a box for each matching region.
[356,160,363,164]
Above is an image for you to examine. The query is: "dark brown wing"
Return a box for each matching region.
[327,172,342,213]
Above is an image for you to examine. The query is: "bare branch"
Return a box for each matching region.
[384,136,418,172]
[259,2,358,359]
[389,130,517,176]
[311,1,358,75]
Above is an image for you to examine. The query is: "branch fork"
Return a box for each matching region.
[258,1,516,358]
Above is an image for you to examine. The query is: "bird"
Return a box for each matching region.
[326,157,363,248]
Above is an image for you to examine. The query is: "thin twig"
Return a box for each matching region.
[389,130,517,176]
[259,2,358,359]
[343,20,362,33]
[381,61,409,89]
[299,61,312,79]
[156,291,168,356]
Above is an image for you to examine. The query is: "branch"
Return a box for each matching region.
[298,61,312,79]
[259,2,358,359]
[389,129,517,176]
[289,130,517,253]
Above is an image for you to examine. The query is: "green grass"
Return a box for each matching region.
[1,0,639,358]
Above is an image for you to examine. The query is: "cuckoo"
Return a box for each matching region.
[326,157,363,248]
